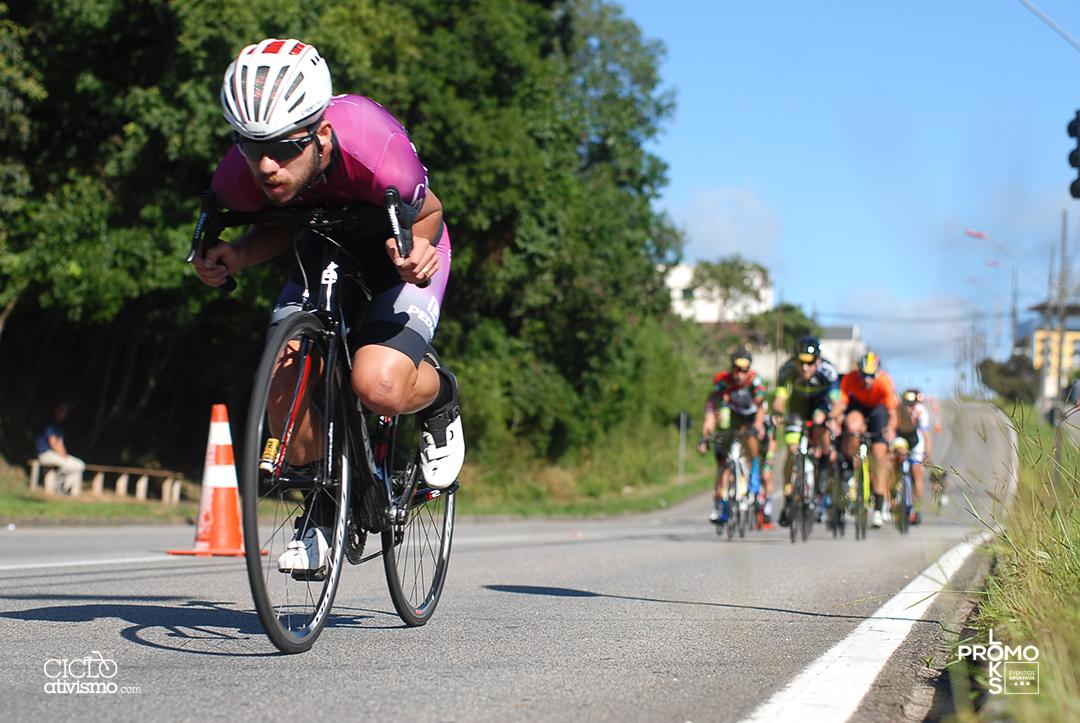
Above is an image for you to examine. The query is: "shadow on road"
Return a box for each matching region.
[0,594,394,656]
[484,584,950,626]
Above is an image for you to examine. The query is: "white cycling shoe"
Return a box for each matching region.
[420,368,465,489]
[277,526,330,576]
[870,510,885,529]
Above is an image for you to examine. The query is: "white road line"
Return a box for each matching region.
[740,530,992,723]
[0,555,180,572]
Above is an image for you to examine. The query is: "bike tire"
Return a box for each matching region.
[737,459,748,538]
[382,354,456,627]
[242,312,350,654]
[900,470,911,535]
[789,453,801,544]
[854,457,867,541]
[800,456,814,542]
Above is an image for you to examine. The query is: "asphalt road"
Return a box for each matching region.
[1,400,1015,723]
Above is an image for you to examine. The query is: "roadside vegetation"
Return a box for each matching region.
[953,400,1080,722]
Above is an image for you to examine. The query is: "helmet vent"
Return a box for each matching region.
[264,66,289,121]
[287,93,306,114]
[252,66,269,122]
[285,72,304,102]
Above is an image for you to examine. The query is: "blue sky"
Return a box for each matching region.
[616,0,1080,396]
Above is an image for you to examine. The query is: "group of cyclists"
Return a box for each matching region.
[698,337,934,534]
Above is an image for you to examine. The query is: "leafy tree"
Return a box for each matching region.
[743,302,817,356]
[690,255,769,323]
[978,355,1037,404]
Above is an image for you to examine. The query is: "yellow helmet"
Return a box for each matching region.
[858,352,879,376]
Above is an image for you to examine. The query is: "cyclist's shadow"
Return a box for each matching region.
[0,594,387,656]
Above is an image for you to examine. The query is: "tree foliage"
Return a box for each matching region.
[742,302,817,355]
[0,0,687,475]
[690,254,769,321]
[978,355,1038,404]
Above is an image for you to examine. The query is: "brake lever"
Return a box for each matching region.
[188,190,236,292]
[385,186,429,289]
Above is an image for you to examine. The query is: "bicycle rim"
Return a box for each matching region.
[789,457,801,544]
[853,459,865,540]
[242,313,349,654]
[382,403,456,626]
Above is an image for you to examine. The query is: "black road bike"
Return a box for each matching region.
[785,422,817,543]
[189,187,456,653]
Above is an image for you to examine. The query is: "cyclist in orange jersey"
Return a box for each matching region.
[837,352,898,528]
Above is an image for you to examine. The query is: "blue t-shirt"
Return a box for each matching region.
[34,421,63,456]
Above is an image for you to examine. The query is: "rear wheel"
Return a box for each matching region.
[898,470,911,535]
[854,457,868,540]
[242,312,350,654]
[382,354,457,627]
[788,454,802,544]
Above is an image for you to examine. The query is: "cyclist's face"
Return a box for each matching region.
[861,373,876,389]
[244,123,329,205]
[799,360,817,379]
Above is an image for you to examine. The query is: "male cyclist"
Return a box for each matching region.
[192,39,465,573]
[896,388,932,524]
[697,348,767,526]
[838,352,898,528]
[772,336,842,526]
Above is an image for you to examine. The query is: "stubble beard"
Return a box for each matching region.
[260,147,321,206]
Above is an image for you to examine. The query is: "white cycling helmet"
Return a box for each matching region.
[221,38,332,140]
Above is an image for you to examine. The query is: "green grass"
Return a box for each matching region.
[955,401,1080,722]
[0,457,200,525]
[454,424,718,517]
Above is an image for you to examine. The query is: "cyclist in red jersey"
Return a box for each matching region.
[697,348,767,525]
[192,39,464,574]
[837,352,898,528]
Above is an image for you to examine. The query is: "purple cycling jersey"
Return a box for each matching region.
[210,94,451,366]
[212,94,429,212]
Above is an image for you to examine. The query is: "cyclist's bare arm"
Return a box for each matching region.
[698,396,718,453]
[194,222,295,287]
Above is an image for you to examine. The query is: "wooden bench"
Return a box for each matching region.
[28,461,186,504]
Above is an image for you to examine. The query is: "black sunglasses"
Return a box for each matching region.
[233,125,318,162]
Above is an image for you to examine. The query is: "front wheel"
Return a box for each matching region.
[853,457,868,541]
[788,454,803,544]
[382,363,457,626]
[242,312,350,654]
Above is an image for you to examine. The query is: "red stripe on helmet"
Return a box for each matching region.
[263,40,286,54]
[289,42,306,55]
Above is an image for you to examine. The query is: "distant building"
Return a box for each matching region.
[1023,303,1080,405]
[819,325,867,374]
[664,263,774,324]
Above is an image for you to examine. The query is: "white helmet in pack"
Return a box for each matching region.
[221,38,332,140]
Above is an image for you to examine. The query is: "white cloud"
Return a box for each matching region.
[670,186,783,269]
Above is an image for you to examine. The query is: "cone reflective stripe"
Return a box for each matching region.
[169,404,245,557]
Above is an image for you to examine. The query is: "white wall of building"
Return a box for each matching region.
[664,263,774,324]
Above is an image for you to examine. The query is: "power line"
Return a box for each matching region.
[817,311,972,323]
[1016,0,1080,54]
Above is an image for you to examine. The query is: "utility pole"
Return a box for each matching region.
[1054,210,1068,485]
[993,292,1002,364]
[1011,267,1018,356]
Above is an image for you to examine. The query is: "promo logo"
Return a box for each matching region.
[957,629,1040,695]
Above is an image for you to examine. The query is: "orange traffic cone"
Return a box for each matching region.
[169,404,245,557]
